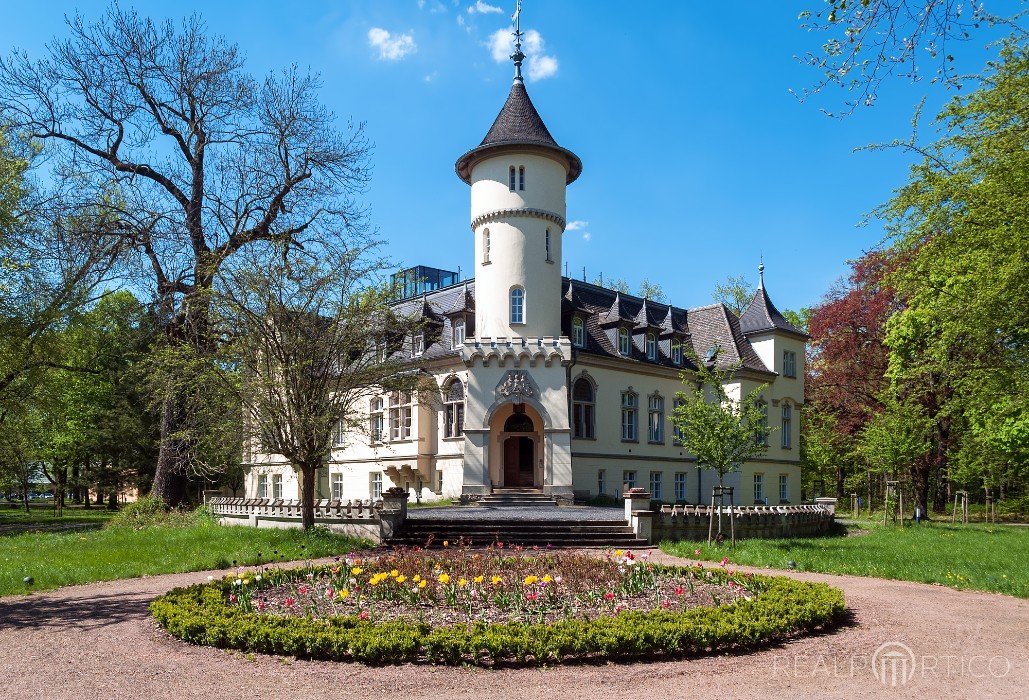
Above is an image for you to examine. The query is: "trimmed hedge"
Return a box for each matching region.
[150,564,845,666]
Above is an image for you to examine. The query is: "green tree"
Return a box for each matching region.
[857,397,933,514]
[712,274,753,316]
[671,361,771,496]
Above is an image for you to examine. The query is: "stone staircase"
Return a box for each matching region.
[383,489,648,549]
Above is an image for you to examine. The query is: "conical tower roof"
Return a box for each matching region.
[738,264,807,338]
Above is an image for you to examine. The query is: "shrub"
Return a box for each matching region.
[107,495,215,530]
[150,563,846,666]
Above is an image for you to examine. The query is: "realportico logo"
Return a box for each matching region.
[872,641,916,687]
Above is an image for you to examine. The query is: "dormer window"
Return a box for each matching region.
[618,327,630,356]
[482,228,490,264]
[453,318,466,347]
[572,316,585,347]
[509,166,516,191]
[646,333,657,360]
[518,165,525,191]
[412,331,424,356]
[671,338,682,365]
[545,228,552,262]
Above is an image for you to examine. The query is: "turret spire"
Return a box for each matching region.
[511,0,525,83]
[758,254,765,288]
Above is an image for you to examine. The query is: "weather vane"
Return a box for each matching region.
[511,0,524,82]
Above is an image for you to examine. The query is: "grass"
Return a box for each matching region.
[0,502,118,527]
[660,519,1029,598]
[0,519,372,597]
[407,498,457,509]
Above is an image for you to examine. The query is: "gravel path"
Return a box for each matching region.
[1,552,1026,700]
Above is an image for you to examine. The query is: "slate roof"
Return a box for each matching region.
[738,283,808,339]
[455,81,583,184]
[389,277,776,376]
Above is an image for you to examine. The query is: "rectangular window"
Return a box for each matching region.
[444,402,464,438]
[413,332,424,356]
[618,328,630,356]
[370,472,383,500]
[257,474,268,499]
[509,166,516,191]
[783,350,797,378]
[332,419,346,446]
[437,469,444,494]
[779,474,789,503]
[572,318,585,347]
[621,392,638,441]
[623,470,637,490]
[518,165,525,191]
[671,339,682,365]
[649,471,663,500]
[646,333,657,360]
[672,397,685,444]
[754,473,765,504]
[648,395,664,443]
[781,403,792,449]
[331,472,345,500]
[453,319,465,347]
[271,474,283,500]
[674,472,687,502]
[597,469,606,496]
[755,401,769,446]
[545,229,552,262]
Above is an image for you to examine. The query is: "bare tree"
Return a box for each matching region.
[0,6,372,504]
[794,0,1027,116]
[215,246,419,530]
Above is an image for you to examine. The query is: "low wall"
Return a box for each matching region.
[652,503,835,541]
[208,497,384,542]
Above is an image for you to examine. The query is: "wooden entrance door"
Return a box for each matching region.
[503,436,535,487]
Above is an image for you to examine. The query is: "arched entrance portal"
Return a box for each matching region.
[502,413,536,487]
[487,402,544,489]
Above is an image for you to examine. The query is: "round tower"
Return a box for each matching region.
[455,26,581,340]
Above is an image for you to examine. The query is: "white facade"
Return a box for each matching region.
[243,71,805,507]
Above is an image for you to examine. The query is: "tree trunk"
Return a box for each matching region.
[152,393,188,506]
[835,464,846,500]
[300,464,316,530]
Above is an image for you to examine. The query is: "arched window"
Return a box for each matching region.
[508,166,516,191]
[646,333,657,360]
[572,317,585,347]
[545,228,552,262]
[781,402,792,449]
[648,393,664,443]
[443,379,464,438]
[482,228,491,264]
[671,338,682,365]
[453,318,466,347]
[369,397,385,443]
[572,377,595,439]
[618,327,630,356]
[518,165,525,191]
[621,390,638,441]
[510,287,525,324]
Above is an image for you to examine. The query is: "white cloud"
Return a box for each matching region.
[424,71,439,83]
[486,27,559,81]
[368,28,417,61]
[566,220,589,231]
[468,1,503,14]
[582,231,592,242]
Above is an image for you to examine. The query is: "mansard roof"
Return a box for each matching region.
[455,81,583,184]
[738,282,808,339]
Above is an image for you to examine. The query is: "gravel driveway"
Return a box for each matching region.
[1,551,1025,700]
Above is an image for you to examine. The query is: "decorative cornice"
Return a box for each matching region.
[471,207,566,232]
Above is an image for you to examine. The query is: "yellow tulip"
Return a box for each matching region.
[473,575,485,584]
[339,589,350,599]
[351,567,363,575]
[396,575,407,584]
[418,579,427,589]
[390,569,400,578]
[438,573,451,584]
[490,576,503,585]
[458,578,468,587]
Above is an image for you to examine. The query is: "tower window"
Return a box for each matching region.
[518,165,525,191]
[572,317,585,347]
[783,350,797,378]
[781,402,792,449]
[510,287,525,325]
[509,166,516,192]
[482,228,490,264]
[545,228,552,262]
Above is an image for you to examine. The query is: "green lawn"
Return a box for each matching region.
[0,503,118,527]
[660,520,1029,598]
[0,521,371,597]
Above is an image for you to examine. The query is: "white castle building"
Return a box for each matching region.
[243,33,807,508]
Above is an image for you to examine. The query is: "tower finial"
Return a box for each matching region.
[511,0,525,82]
[758,254,765,288]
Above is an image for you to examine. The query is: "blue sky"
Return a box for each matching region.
[0,1,1020,312]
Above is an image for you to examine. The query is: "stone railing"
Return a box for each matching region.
[209,497,390,542]
[650,502,835,541]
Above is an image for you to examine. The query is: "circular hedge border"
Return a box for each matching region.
[150,564,843,667]
[150,563,846,666]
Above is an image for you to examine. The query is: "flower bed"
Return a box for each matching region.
[150,548,846,666]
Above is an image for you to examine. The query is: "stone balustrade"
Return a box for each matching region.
[649,502,835,541]
[208,497,385,541]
